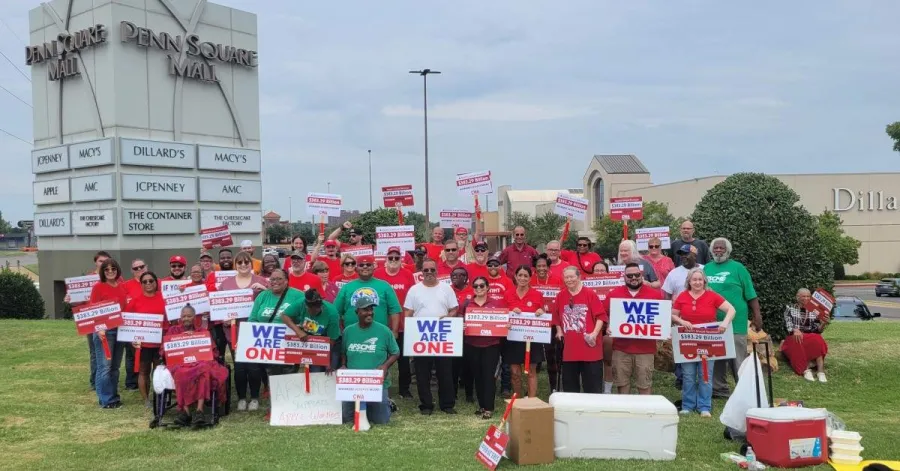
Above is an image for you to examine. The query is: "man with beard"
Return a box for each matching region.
[670,220,710,265]
[662,244,703,388]
[465,241,490,282]
[603,263,663,395]
[162,255,188,282]
[704,237,761,398]
[335,255,402,334]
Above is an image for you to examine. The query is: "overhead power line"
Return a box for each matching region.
[0,127,32,145]
[0,82,32,108]
[0,18,26,46]
[0,48,30,82]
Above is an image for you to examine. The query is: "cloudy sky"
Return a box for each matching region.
[2,0,899,224]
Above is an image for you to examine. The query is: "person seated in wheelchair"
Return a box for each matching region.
[164,304,229,428]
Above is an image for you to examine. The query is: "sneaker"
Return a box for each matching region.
[389,399,399,413]
[191,413,208,429]
[102,402,123,410]
[248,399,259,411]
[803,369,815,382]
[441,408,458,415]
[501,390,512,399]
[481,410,493,420]
[817,372,827,383]
[237,399,247,411]
[679,410,693,416]
[700,411,712,418]
[474,408,484,416]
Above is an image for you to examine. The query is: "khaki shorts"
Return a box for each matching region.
[612,350,654,390]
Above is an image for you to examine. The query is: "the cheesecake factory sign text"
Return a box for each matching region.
[24,24,108,81]
[120,21,258,83]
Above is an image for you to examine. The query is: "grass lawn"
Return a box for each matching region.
[0,250,22,257]
[24,264,38,275]
[1,320,898,470]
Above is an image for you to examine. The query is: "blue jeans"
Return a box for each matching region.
[88,335,97,389]
[92,330,125,406]
[681,360,714,413]
[342,388,391,425]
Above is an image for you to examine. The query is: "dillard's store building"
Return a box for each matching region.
[581,155,900,276]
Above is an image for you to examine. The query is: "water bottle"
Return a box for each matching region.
[745,446,756,464]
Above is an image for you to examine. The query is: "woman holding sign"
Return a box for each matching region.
[89,258,129,409]
[504,266,546,398]
[125,271,166,409]
[462,276,506,419]
[780,288,830,382]
[671,268,735,417]
[553,266,608,394]
[165,304,229,428]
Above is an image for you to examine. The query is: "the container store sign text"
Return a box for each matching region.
[120,21,258,83]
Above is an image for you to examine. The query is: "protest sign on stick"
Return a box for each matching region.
[200,225,233,249]
[163,285,210,322]
[609,298,672,340]
[163,331,214,366]
[269,373,342,426]
[65,274,99,304]
[463,307,510,337]
[456,171,493,196]
[403,317,463,357]
[235,322,291,364]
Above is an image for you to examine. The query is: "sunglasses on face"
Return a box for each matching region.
[648,245,661,249]
[474,247,487,252]
[625,273,642,279]
[141,279,156,285]
[387,256,401,261]
[473,283,487,289]
[487,264,500,268]
[444,248,457,252]
[514,233,525,237]
[343,261,356,266]
[422,268,436,273]
[236,260,251,266]
[131,264,145,271]
[358,263,373,268]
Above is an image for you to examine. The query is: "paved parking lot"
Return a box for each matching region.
[836,285,900,319]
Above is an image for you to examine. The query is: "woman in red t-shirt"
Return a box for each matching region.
[463,276,507,419]
[671,267,735,416]
[504,266,546,398]
[125,271,166,408]
[331,254,359,289]
[531,254,563,392]
[553,266,608,394]
[88,258,129,408]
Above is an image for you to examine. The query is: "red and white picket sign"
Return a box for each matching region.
[335,369,384,402]
[65,274,99,304]
[805,288,836,321]
[208,289,254,322]
[554,193,589,221]
[439,210,473,229]
[163,331,214,366]
[200,225,233,249]
[456,170,493,195]
[73,300,124,336]
[306,192,343,217]
[635,226,671,250]
[284,335,331,367]
[163,285,210,322]
[375,226,415,257]
[609,196,643,221]
[382,184,414,207]
[463,307,510,337]
[507,313,552,344]
[117,312,164,344]
[533,285,560,315]
[582,274,624,301]
[342,245,375,258]
[475,393,517,470]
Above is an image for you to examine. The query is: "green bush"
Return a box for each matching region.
[0,270,45,319]
[691,173,833,341]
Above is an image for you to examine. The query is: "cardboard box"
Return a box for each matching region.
[508,397,555,465]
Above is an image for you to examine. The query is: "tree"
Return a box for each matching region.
[327,208,409,246]
[592,201,684,259]
[691,173,833,341]
[404,211,438,242]
[265,224,290,244]
[506,212,578,251]
[887,121,900,153]
[0,270,44,319]
[816,211,861,278]
[0,211,11,234]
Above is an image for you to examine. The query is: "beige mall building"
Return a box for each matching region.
[497,155,900,275]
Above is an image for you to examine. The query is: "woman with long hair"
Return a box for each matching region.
[125,271,166,408]
[89,258,129,409]
[504,265,546,398]
[282,235,308,270]
[462,276,506,419]
[617,239,660,288]
[644,236,675,285]
[311,260,340,302]
[331,253,359,289]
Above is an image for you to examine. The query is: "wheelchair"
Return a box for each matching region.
[149,362,232,429]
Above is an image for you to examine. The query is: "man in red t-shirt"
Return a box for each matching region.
[437,240,467,276]
[499,226,538,279]
[122,258,148,303]
[327,220,366,250]
[287,250,324,295]
[421,226,446,262]
[374,246,416,398]
[466,241,490,282]
[560,236,602,276]
[485,256,514,303]
[161,255,188,281]
[545,240,574,280]
[320,240,343,275]
[603,262,663,395]
[553,266,608,394]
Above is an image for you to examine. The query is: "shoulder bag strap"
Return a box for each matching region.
[266,289,290,323]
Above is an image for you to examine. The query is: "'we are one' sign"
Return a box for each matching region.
[402,317,463,357]
[609,299,672,340]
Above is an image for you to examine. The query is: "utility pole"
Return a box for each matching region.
[409,68,441,222]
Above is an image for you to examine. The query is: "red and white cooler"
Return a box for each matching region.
[745,407,828,468]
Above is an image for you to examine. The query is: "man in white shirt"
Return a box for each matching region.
[662,245,702,388]
[662,245,704,300]
[403,259,459,415]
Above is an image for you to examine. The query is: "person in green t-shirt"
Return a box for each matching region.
[282,289,341,372]
[247,269,305,376]
[704,237,761,398]
[340,294,400,429]
[334,255,402,334]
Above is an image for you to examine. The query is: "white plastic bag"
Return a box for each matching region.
[719,353,770,433]
[152,364,175,394]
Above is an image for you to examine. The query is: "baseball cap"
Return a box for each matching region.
[387,246,402,255]
[677,244,693,255]
[349,228,362,236]
[487,255,501,266]
[324,240,338,248]
[474,241,488,249]
[355,294,378,309]
[454,227,469,235]
[304,288,323,306]
[290,250,306,259]
[240,240,253,248]
[169,255,187,265]
[413,247,426,256]
[357,255,375,265]
[199,252,213,260]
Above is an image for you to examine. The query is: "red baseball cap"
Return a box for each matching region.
[358,255,375,264]
[387,246,402,255]
[324,240,338,248]
[454,227,469,235]
[169,255,187,265]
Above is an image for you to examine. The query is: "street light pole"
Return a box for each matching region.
[327,181,331,193]
[409,68,440,223]
[289,196,293,236]
[368,149,373,211]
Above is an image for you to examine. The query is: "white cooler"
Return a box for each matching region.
[548,393,678,460]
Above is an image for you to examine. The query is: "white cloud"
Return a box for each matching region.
[382,100,595,122]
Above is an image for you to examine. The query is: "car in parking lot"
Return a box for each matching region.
[875,278,900,297]
[833,296,881,321]
[262,247,278,257]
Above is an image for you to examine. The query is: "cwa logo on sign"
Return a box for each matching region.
[347,337,378,353]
